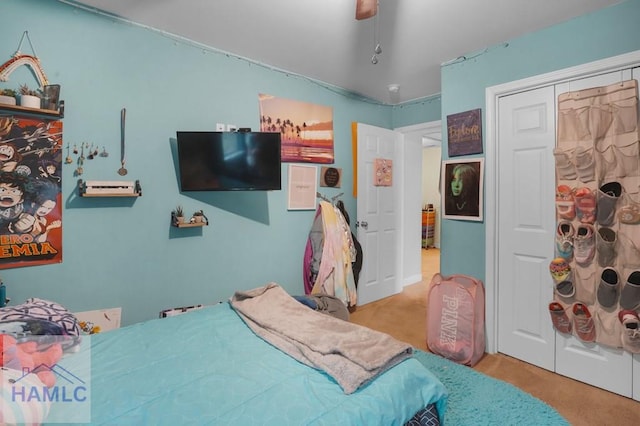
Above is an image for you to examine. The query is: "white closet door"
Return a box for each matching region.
[497,85,557,371]
[498,69,637,397]
[554,71,634,398]
[633,66,640,403]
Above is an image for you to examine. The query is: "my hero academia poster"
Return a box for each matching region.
[0,116,62,268]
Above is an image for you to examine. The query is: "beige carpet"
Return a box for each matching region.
[349,248,640,426]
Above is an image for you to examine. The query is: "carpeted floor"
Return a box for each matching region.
[413,350,568,425]
[350,248,640,426]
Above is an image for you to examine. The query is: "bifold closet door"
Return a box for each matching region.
[497,85,557,371]
[497,69,637,398]
[633,66,640,403]
[553,70,634,398]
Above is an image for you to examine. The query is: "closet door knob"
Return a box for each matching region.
[357,221,368,230]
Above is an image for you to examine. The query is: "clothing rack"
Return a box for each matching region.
[316,192,343,205]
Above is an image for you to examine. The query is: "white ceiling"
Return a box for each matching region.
[65,0,620,104]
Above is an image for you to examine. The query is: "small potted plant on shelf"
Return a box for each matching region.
[19,84,41,109]
[191,210,206,224]
[0,88,17,106]
[172,205,185,225]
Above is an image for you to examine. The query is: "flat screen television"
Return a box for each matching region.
[176,131,281,191]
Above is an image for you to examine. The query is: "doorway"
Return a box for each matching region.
[395,120,442,284]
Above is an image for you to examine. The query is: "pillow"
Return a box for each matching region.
[0,367,51,425]
[0,298,81,351]
[0,319,77,351]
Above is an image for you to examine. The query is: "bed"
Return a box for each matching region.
[2,285,447,425]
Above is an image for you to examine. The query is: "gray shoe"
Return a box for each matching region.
[597,182,622,226]
[596,227,617,267]
[620,271,640,310]
[597,267,619,308]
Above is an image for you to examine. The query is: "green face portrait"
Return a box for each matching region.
[451,168,463,196]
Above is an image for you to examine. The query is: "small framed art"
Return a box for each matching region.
[441,158,484,222]
[287,164,318,210]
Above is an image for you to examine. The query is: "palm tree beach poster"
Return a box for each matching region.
[259,94,334,163]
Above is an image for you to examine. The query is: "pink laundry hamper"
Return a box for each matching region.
[426,273,486,366]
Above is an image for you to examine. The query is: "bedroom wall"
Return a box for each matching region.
[1,0,440,325]
[439,0,640,280]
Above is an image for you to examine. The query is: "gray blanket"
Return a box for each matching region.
[229,283,413,394]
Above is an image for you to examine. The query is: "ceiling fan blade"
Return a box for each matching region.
[356,0,377,20]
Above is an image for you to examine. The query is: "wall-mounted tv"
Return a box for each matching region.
[176,131,282,191]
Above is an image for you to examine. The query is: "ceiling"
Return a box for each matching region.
[65,0,620,105]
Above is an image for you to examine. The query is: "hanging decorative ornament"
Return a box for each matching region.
[87,143,94,160]
[99,146,109,157]
[0,31,49,88]
[65,143,72,164]
[76,156,84,176]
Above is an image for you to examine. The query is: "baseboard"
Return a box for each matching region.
[403,274,423,287]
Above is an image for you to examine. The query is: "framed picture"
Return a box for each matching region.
[259,94,334,164]
[373,158,393,186]
[320,166,342,188]
[287,164,318,210]
[446,108,483,157]
[441,158,484,222]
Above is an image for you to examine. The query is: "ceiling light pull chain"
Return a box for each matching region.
[371,0,381,64]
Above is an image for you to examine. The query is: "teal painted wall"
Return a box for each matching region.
[391,95,441,128]
[1,0,437,325]
[440,0,640,279]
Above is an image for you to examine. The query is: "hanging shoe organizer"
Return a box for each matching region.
[551,79,640,354]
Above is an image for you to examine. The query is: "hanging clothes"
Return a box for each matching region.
[336,200,363,288]
[303,201,357,307]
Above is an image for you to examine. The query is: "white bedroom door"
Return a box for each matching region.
[497,85,557,371]
[356,123,402,305]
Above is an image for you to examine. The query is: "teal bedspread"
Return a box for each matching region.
[47,302,447,425]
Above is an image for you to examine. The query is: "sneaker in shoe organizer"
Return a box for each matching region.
[549,302,572,334]
[574,187,597,224]
[555,221,574,260]
[596,267,619,308]
[596,182,622,226]
[572,303,596,343]
[549,257,575,299]
[555,185,576,220]
[620,271,640,310]
[596,227,617,267]
[618,192,640,225]
[574,224,595,266]
[618,310,640,353]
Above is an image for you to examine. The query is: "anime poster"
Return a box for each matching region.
[0,116,62,268]
[258,94,334,163]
